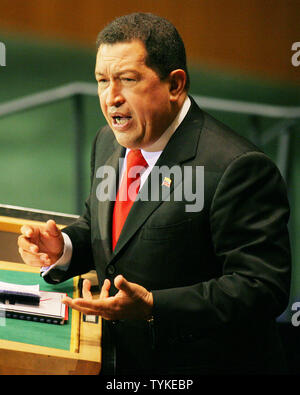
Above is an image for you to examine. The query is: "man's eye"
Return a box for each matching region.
[98,79,109,85]
[122,78,136,83]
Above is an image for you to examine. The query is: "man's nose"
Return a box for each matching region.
[106,82,124,108]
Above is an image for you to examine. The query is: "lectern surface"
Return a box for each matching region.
[0,211,101,375]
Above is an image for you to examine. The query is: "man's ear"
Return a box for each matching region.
[168,69,187,101]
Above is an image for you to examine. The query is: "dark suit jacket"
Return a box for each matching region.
[44,97,291,374]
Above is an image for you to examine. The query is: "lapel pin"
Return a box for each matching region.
[162,177,172,188]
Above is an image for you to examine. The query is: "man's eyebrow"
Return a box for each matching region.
[95,71,105,77]
[117,69,139,75]
[95,69,139,77]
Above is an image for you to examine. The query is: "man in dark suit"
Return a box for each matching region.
[18,13,291,374]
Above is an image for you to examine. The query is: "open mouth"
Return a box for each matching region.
[112,115,132,125]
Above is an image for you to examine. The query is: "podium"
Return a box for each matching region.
[0,205,101,375]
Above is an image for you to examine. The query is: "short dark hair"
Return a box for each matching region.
[96,13,190,91]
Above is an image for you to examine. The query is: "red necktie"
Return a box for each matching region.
[112,149,148,250]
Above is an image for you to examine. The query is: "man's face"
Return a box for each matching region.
[95,40,175,150]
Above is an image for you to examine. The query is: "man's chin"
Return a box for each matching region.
[113,131,143,150]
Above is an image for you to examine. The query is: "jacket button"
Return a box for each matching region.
[106,265,116,275]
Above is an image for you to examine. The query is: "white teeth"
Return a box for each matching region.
[115,117,129,125]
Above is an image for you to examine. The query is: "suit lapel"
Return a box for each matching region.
[112,98,204,257]
[97,138,125,260]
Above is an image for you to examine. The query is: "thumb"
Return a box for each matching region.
[114,275,134,296]
[45,220,61,238]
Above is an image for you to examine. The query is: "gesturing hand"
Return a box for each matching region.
[18,220,64,267]
[62,275,153,321]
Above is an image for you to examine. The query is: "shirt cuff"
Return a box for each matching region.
[40,232,73,278]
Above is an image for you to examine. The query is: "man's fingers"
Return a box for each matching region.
[20,225,34,238]
[82,279,93,300]
[62,296,101,315]
[18,235,39,253]
[19,247,40,267]
[18,234,51,265]
[18,248,51,267]
[20,221,60,240]
[114,275,134,296]
[100,279,111,299]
